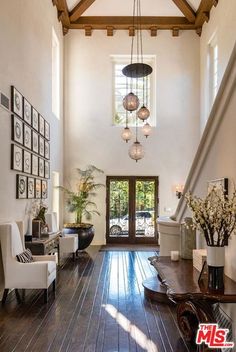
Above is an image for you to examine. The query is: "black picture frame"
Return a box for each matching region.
[32,154,38,176]
[39,115,45,136]
[45,121,50,141]
[11,144,23,172]
[11,86,23,118]
[39,158,44,178]
[41,180,48,199]
[44,141,50,160]
[32,107,39,131]
[39,136,45,157]
[35,179,41,199]
[24,124,32,150]
[44,161,50,179]
[27,177,35,199]
[12,115,23,145]
[23,98,32,125]
[16,174,27,199]
[23,150,31,174]
[32,130,39,154]
[207,178,228,196]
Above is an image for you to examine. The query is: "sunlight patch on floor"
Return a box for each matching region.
[103,304,159,352]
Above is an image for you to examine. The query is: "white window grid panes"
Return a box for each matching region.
[111,55,156,127]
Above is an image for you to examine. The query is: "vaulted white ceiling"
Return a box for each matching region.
[66,0,201,16]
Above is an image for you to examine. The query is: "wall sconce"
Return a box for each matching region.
[175,185,184,199]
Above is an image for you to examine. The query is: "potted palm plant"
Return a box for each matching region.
[59,165,104,250]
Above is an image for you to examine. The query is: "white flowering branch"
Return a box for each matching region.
[185,186,236,247]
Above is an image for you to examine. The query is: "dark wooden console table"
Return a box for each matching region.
[143,256,236,344]
[25,232,60,256]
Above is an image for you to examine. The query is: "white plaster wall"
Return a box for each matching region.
[0,1,64,288]
[64,30,200,245]
[200,0,236,131]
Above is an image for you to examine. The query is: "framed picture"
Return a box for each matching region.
[207,178,228,196]
[23,150,31,174]
[39,158,44,178]
[44,161,50,179]
[16,174,27,199]
[45,141,50,160]
[11,144,23,171]
[41,180,48,199]
[39,115,45,136]
[23,98,32,125]
[27,177,35,199]
[45,121,50,141]
[32,131,39,154]
[32,154,38,176]
[35,179,41,199]
[24,124,32,150]
[32,108,39,131]
[12,115,23,145]
[11,86,23,118]
[39,136,45,157]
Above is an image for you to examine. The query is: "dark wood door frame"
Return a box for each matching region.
[106,176,159,244]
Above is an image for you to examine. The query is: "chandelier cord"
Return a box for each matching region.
[138,0,143,65]
[131,0,136,65]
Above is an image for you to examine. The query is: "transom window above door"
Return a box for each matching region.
[111,55,156,127]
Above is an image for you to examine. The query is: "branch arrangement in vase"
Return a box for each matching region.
[185,186,236,247]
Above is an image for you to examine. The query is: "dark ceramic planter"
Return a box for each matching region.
[63,223,95,250]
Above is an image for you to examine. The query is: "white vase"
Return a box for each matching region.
[207,246,225,267]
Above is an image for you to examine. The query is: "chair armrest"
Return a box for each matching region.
[12,261,48,284]
[33,255,57,262]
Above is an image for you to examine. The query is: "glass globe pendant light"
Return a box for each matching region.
[121,111,132,142]
[137,105,150,121]
[121,127,132,142]
[129,141,145,162]
[129,111,144,162]
[123,92,140,112]
[142,122,152,138]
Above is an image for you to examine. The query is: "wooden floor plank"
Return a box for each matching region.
[0,247,193,352]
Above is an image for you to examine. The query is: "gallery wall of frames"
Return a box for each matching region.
[11,86,50,199]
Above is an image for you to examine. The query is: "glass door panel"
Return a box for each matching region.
[107,176,158,244]
[135,180,155,238]
[108,180,129,238]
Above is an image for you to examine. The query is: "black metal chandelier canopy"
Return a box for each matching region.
[122,62,152,78]
[122,0,153,79]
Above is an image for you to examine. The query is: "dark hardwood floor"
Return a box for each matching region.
[0,247,194,352]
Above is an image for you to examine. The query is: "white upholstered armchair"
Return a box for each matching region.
[0,222,57,304]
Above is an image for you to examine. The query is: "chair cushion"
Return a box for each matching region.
[16,248,33,263]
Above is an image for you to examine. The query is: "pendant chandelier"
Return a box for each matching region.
[121,0,153,162]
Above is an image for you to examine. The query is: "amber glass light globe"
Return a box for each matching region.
[123,92,140,112]
[142,122,152,138]
[137,105,150,121]
[129,141,145,162]
[121,127,132,142]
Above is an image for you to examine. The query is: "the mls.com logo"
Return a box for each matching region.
[196,324,234,349]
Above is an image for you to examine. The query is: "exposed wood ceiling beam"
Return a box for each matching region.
[195,0,216,27]
[52,0,70,34]
[70,0,96,22]
[70,16,196,30]
[171,0,196,22]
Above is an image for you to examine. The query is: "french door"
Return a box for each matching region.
[106,176,159,244]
